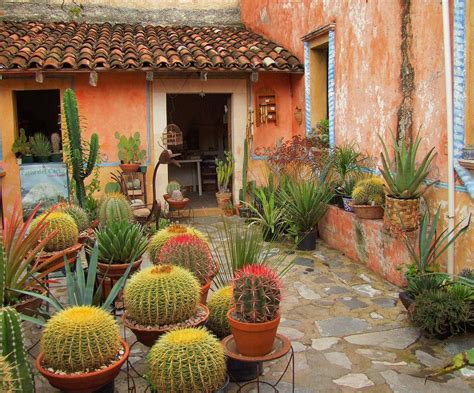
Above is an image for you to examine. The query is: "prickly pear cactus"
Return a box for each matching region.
[148,224,207,263]
[124,265,200,326]
[57,204,90,232]
[158,234,216,284]
[352,177,385,206]
[0,356,16,393]
[41,306,121,373]
[147,327,226,393]
[31,212,79,252]
[232,264,281,323]
[207,286,233,338]
[98,192,133,225]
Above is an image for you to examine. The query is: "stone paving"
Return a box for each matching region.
[27,216,474,392]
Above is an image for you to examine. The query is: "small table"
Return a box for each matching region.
[176,159,202,196]
[222,334,295,392]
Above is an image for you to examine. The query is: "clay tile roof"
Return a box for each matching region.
[0,21,302,73]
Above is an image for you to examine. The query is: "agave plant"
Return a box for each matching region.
[379,130,436,199]
[29,133,52,157]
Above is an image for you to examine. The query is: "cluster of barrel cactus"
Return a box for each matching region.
[124,265,200,326]
[351,177,385,206]
[158,234,216,285]
[41,306,121,373]
[232,264,282,323]
[148,224,207,262]
[147,327,226,393]
[98,192,133,224]
[31,212,79,252]
[207,286,233,338]
[57,203,90,232]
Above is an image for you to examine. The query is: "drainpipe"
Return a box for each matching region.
[442,0,455,275]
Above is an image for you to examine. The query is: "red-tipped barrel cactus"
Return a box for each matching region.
[158,234,216,285]
[232,264,282,323]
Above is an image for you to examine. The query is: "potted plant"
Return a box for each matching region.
[379,130,436,232]
[164,180,181,201]
[165,183,190,210]
[56,203,92,244]
[122,264,209,347]
[224,201,235,216]
[207,286,233,338]
[147,327,228,392]
[247,187,284,241]
[50,132,63,162]
[227,264,282,356]
[29,133,51,163]
[11,128,33,164]
[115,131,146,173]
[157,233,217,303]
[351,176,385,219]
[98,192,133,225]
[279,179,333,251]
[216,151,234,209]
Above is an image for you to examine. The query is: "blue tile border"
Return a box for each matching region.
[304,41,311,136]
[328,30,336,148]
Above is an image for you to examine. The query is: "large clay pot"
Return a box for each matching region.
[167,198,190,210]
[216,192,232,209]
[200,280,212,305]
[352,204,384,219]
[36,339,129,393]
[35,243,83,273]
[384,195,420,233]
[97,258,143,280]
[227,308,280,356]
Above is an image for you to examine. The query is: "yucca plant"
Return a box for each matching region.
[379,130,436,199]
[29,133,52,157]
[332,143,366,193]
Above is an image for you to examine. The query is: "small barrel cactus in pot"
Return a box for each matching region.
[31,212,79,252]
[207,286,233,338]
[98,192,133,224]
[166,180,181,195]
[352,177,385,206]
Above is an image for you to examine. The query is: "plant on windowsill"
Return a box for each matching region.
[379,130,437,232]
[215,151,234,210]
[29,133,52,163]
[115,131,146,173]
[11,128,33,164]
[350,176,385,219]
[50,132,63,162]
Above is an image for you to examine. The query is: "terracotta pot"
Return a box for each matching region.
[384,195,420,233]
[35,243,83,273]
[123,304,209,347]
[224,208,235,217]
[163,194,171,201]
[119,163,140,173]
[352,204,384,219]
[227,308,280,356]
[200,280,212,304]
[36,339,129,393]
[97,258,143,280]
[167,198,190,210]
[13,293,43,317]
[216,192,232,209]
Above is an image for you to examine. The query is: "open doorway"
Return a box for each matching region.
[166,93,230,209]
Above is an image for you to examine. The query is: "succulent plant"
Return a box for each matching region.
[147,327,227,393]
[166,180,181,195]
[207,286,233,337]
[158,234,216,284]
[29,133,52,157]
[98,192,133,225]
[41,306,121,373]
[31,211,79,252]
[94,221,148,264]
[50,132,61,153]
[170,189,184,201]
[0,356,16,393]
[148,224,207,262]
[57,203,90,232]
[352,177,385,206]
[11,128,31,157]
[124,265,200,326]
[232,264,282,323]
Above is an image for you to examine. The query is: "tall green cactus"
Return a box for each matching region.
[241,138,248,203]
[63,88,99,208]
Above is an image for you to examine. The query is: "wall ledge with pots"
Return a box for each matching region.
[319,205,415,286]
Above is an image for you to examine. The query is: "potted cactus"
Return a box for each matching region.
[115,131,146,173]
[50,132,63,162]
[11,128,33,164]
[164,180,181,201]
[207,286,233,338]
[123,265,209,347]
[147,327,228,392]
[29,133,52,163]
[351,176,385,219]
[98,192,133,225]
[56,203,92,244]
[216,151,234,209]
[227,264,282,356]
[158,234,217,303]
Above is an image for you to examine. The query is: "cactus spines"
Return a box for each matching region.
[0,307,34,392]
[57,204,90,232]
[51,132,61,153]
[148,224,207,262]
[158,234,216,284]
[0,355,16,392]
[207,286,233,337]
[147,327,226,393]
[232,264,281,323]
[98,192,133,224]
[166,181,181,195]
[31,212,79,252]
[63,88,99,208]
[124,265,200,326]
[352,177,385,206]
[41,306,121,373]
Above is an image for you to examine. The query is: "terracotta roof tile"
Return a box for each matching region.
[0,21,302,72]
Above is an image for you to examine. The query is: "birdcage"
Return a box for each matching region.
[162,124,183,147]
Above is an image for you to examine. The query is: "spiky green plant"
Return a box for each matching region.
[63,88,99,208]
[379,130,436,199]
[41,306,121,373]
[216,151,234,193]
[157,234,216,284]
[232,264,281,323]
[148,224,207,262]
[124,265,200,326]
[166,181,181,195]
[0,356,16,393]
[98,193,133,225]
[147,327,227,393]
[352,177,385,206]
[31,212,79,252]
[29,133,52,157]
[207,286,233,337]
[11,129,30,157]
[57,204,90,232]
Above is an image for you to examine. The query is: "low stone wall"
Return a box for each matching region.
[319,205,410,287]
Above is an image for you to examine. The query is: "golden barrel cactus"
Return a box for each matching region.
[32,212,79,252]
[57,204,90,232]
[98,192,133,224]
[207,286,233,338]
[0,356,15,393]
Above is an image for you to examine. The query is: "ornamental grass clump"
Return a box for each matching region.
[147,327,226,393]
[207,286,233,338]
[31,211,79,252]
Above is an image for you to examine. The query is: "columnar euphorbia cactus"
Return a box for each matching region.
[31,212,79,252]
[232,264,282,323]
[158,234,216,284]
